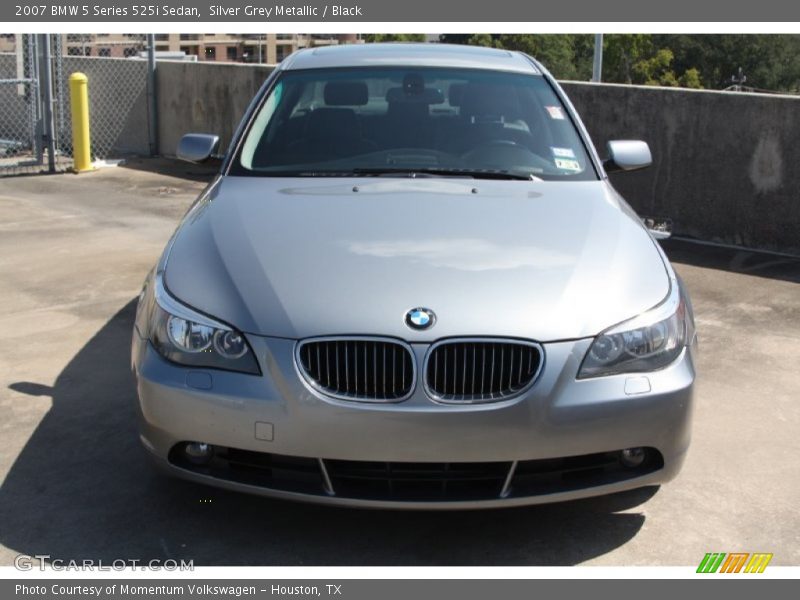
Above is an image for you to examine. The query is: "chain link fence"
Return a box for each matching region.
[0,34,46,174]
[0,33,153,176]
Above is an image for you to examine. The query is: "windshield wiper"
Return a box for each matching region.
[350,167,540,181]
[253,167,541,181]
[256,170,357,177]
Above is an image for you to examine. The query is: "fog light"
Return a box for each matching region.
[619,447,646,468]
[184,442,213,465]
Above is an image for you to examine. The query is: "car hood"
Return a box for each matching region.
[164,176,669,342]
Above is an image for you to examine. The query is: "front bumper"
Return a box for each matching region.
[132,331,695,508]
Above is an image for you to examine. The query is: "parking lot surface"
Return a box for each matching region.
[0,160,798,566]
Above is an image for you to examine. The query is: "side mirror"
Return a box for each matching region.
[604,140,652,173]
[642,216,673,240]
[177,133,220,163]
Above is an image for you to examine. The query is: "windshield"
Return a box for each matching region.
[232,66,597,181]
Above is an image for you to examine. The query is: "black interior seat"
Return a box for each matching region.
[285,81,376,164]
[381,86,443,150]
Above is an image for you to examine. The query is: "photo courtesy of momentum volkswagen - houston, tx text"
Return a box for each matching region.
[131,43,697,509]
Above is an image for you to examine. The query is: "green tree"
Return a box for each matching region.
[602,34,656,84]
[439,33,718,89]
[441,34,594,80]
[679,68,703,89]
[654,34,800,91]
[464,33,497,49]
[603,35,704,88]
[496,34,584,80]
[571,35,596,81]
[364,34,427,43]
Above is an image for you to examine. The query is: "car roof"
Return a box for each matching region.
[279,43,541,75]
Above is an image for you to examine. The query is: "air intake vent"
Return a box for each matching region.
[297,338,415,402]
[425,339,543,403]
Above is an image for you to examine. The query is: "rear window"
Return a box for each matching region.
[232,66,597,181]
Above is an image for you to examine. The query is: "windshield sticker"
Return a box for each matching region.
[554,158,581,171]
[545,106,565,120]
[551,147,575,158]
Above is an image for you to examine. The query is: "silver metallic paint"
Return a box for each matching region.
[163,178,670,342]
[176,133,220,164]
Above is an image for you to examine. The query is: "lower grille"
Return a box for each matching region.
[169,444,663,503]
[174,447,327,496]
[324,459,509,501]
[297,337,415,402]
[425,339,543,403]
[511,451,663,496]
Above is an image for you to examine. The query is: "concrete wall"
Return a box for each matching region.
[156,61,273,160]
[562,82,800,255]
[155,62,800,254]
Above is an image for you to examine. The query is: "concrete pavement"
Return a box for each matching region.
[0,160,798,566]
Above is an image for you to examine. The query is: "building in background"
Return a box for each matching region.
[0,34,17,53]
[17,34,364,63]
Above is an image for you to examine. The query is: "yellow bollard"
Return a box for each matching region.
[69,72,94,172]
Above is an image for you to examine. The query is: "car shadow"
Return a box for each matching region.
[1,300,655,566]
[118,157,218,183]
[661,238,800,284]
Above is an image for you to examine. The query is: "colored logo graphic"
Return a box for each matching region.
[405,307,436,330]
[697,552,773,573]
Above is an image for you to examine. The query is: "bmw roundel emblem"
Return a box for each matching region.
[405,307,436,330]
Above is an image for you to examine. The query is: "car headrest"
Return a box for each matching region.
[448,83,465,107]
[324,81,369,106]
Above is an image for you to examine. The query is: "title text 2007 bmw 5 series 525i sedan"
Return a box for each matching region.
[131,43,697,509]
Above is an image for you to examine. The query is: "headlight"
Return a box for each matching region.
[578,279,694,378]
[167,315,214,353]
[139,272,260,375]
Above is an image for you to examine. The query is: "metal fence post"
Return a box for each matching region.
[38,34,57,172]
[30,35,44,166]
[146,34,159,156]
[592,34,604,83]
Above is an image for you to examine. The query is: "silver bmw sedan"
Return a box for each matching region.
[131,43,697,508]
